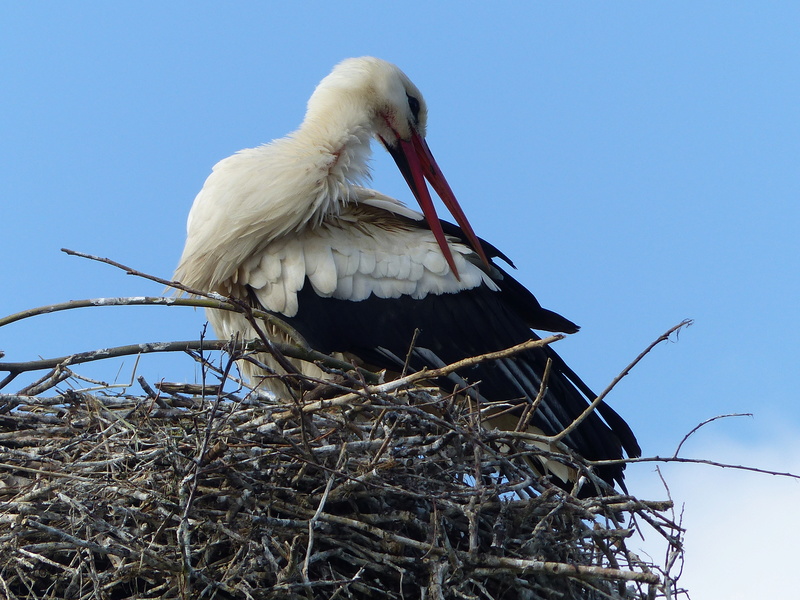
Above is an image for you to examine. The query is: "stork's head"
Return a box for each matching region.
[307,56,428,144]
[306,57,488,275]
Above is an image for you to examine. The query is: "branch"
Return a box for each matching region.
[470,555,660,584]
[550,319,693,444]
[673,413,752,458]
[275,336,563,419]
[1,296,224,328]
[590,455,800,481]
[0,339,376,384]
[58,248,308,346]
[61,247,204,296]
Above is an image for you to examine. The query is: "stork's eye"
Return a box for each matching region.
[406,94,421,123]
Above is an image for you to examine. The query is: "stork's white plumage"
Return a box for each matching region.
[175,57,640,492]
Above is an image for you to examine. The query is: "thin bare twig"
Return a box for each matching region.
[59,248,308,345]
[0,296,220,329]
[274,336,563,420]
[590,455,800,480]
[517,357,552,433]
[551,320,692,444]
[303,445,346,583]
[673,413,753,458]
[0,339,378,384]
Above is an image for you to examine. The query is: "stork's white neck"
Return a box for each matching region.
[294,105,375,217]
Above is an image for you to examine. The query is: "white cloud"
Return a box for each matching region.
[627,430,800,599]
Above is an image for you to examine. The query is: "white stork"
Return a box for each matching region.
[174,57,640,491]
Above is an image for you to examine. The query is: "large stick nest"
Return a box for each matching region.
[0,341,683,600]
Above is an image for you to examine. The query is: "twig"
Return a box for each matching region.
[16,365,72,396]
[673,413,752,458]
[0,296,218,329]
[276,336,563,419]
[402,328,422,377]
[59,248,308,345]
[591,455,800,480]
[0,339,378,384]
[551,320,692,444]
[470,555,660,584]
[0,463,94,481]
[303,445,345,583]
[516,357,551,432]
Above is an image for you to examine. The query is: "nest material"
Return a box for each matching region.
[0,349,683,600]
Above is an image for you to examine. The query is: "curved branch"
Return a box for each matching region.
[673,413,753,458]
[550,319,693,445]
[0,339,369,382]
[0,297,219,328]
[589,455,800,481]
[57,248,308,346]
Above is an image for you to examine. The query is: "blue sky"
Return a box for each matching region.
[2,4,799,596]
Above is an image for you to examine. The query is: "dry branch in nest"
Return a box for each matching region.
[0,337,684,600]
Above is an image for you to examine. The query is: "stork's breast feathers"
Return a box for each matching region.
[239,207,499,317]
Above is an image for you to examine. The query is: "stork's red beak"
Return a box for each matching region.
[385,131,489,279]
